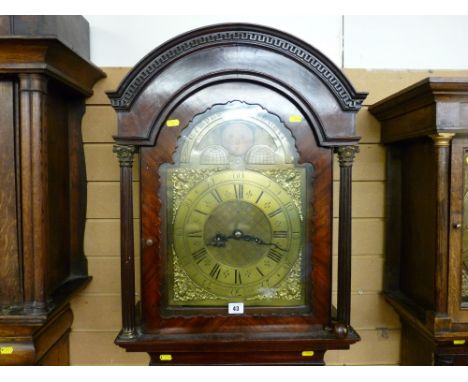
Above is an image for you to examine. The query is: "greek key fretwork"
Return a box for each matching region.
[110,30,364,112]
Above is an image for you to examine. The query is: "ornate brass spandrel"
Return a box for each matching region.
[257,167,306,222]
[245,252,304,303]
[171,250,219,303]
[171,246,304,305]
[169,167,221,220]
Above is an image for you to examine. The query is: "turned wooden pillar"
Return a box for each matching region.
[430,133,454,317]
[334,145,359,329]
[113,144,137,339]
[18,73,49,312]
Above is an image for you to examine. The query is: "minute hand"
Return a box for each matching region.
[230,229,285,251]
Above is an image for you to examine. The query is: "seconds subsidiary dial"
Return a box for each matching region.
[172,169,303,305]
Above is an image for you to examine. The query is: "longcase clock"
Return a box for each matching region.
[370,78,468,365]
[0,16,105,365]
[109,23,367,365]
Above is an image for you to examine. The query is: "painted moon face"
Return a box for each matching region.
[221,123,254,156]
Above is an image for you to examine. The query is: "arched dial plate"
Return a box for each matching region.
[164,102,309,308]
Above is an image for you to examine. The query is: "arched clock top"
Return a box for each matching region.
[107,23,367,147]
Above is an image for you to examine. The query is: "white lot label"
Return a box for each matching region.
[228,302,244,314]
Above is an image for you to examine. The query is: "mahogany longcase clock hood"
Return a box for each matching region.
[109,22,367,365]
[108,23,367,146]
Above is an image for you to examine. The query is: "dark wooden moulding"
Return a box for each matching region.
[0,16,105,365]
[369,78,468,365]
[109,23,367,365]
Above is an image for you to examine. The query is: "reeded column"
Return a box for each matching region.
[19,73,49,312]
[430,133,454,316]
[113,144,137,339]
[334,145,359,333]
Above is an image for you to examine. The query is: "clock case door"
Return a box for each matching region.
[108,23,367,363]
[149,93,324,322]
[160,101,311,312]
[449,137,468,325]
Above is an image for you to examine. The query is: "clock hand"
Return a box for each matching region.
[207,230,286,251]
[207,232,229,247]
[206,230,246,247]
[230,229,286,252]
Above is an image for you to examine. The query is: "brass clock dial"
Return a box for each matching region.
[172,169,302,302]
[163,102,309,309]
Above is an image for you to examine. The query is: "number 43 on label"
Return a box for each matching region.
[228,302,244,314]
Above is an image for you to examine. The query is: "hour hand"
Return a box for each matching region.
[231,229,285,251]
[207,230,264,248]
[207,232,229,247]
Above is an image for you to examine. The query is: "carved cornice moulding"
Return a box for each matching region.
[107,24,367,111]
[0,39,105,96]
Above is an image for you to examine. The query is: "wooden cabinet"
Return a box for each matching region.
[0,16,105,365]
[369,78,468,365]
[109,23,367,365]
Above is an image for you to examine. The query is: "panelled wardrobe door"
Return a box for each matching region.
[370,78,468,365]
[0,15,105,365]
[109,23,367,365]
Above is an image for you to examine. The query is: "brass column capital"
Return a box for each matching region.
[430,133,455,147]
[334,145,360,167]
[113,144,136,167]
